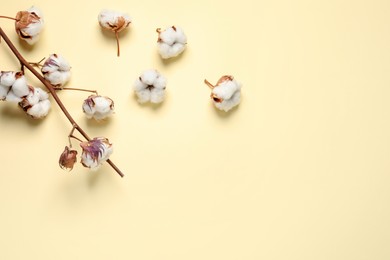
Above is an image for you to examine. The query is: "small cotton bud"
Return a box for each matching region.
[156,26,187,59]
[15,6,44,45]
[41,54,71,87]
[19,86,51,119]
[82,95,114,120]
[133,69,167,104]
[205,75,241,112]
[98,9,131,56]
[59,146,78,171]
[80,137,113,170]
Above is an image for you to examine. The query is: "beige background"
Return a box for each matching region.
[1,0,390,259]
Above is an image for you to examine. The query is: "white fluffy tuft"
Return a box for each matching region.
[98,9,131,32]
[16,6,44,45]
[82,95,114,120]
[211,77,242,112]
[133,69,167,104]
[41,54,71,86]
[157,26,187,59]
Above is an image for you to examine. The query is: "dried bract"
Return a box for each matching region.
[59,146,78,171]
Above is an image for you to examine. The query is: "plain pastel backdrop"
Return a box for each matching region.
[1,0,390,259]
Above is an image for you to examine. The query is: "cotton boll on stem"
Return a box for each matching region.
[204,75,242,112]
[98,9,132,57]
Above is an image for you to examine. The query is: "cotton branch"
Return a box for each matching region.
[0,27,124,177]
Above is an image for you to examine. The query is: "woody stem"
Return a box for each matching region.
[54,87,98,95]
[0,16,17,21]
[204,79,215,89]
[115,31,120,57]
[0,27,124,178]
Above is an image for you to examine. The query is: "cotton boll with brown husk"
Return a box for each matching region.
[204,75,241,112]
[98,9,131,56]
[19,86,51,119]
[41,54,71,87]
[80,137,113,170]
[156,26,187,59]
[82,95,114,120]
[133,69,167,104]
[15,6,44,45]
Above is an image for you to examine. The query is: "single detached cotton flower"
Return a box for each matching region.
[133,69,167,104]
[0,71,30,102]
[19,86,51,119]
[156,26,187,59]
[59,146,78,171]
[98,9,132,56]
[204,75,241,112]
[15,6,44,45]
[82,95,114,120]
[80,137,113,170]
[41,54,71,87]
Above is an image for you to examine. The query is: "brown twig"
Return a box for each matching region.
[0,27,124,177]
[204,79,215,89]
[54,87,98,95]
[0,16,17,21]
[115,31,120,57]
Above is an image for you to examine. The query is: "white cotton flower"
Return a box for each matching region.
[133,69,167,104]
[156,26,187,59]
[19,86,51,119]
[82,95,114,120]
[98,9,132,56]
[4,72,30,102]
[204,75,242,112]
[80,137,113,170]
[41,54,71,87]
[15,6,44,45]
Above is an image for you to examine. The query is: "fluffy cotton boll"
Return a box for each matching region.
[80,137,113,170]
[19,87,51,119]
[41,54,71,87]
[0,71,17,87]
[157,26,187,59]
[82,95,114,120]
[98,10,131,32]
[15,6,44,45]
[26,99,51,119]
[5,73,29,102]
[214,91,241,112]
[205,75,242,112]
[133,69,167,104]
